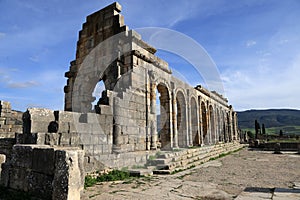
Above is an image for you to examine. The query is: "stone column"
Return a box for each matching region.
[113,98,122,152]
[145,69,151,150]
[172,91,179,148]
[150,82,158,150]
[188,100,193,146]
[207,105,212,145]
[185,100,190,147]
[150,121,157,150]
[168,94,173,149]
[229,110,233,142]
[199,98,204,146]
[196,100,200,146]
[213,106,217,144]
[150,82,156,114]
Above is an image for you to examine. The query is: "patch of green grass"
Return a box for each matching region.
[131,165,147,169]
[148,155,156,160]
[209,147,243,161]
[171,168,185,174]
[188,146,200,149]
[188,164,196,169]
[85,175,98,188]
[172,148,181,152]
[267,139,300,143]
[85,170,133,188]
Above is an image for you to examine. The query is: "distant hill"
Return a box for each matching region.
[237,109,300,129]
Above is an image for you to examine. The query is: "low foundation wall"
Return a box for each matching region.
[261,142,300,151]
[0,144,85,200]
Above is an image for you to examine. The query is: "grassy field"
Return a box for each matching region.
[241,125,300,136]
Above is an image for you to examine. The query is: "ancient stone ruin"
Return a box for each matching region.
[0,2,243,199]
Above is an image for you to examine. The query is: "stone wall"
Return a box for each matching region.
[0,144,84,200]
[20,108,115,172]
[63,2,240,155]
[0,101,22,138]
[1,2,242,199]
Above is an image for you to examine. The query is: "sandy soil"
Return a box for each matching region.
[83,148,300,199]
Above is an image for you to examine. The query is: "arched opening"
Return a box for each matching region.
[156,83,171,149]
[156,89,161,134]
[227,112,231,142]
[232,112,236,140]
[209,105,215,144]
[176,91,187,147]
[201,102,208,145]
[219,111,224,142]
[92,80,106,106]
[222,111,227,142]
[191,97,199,146]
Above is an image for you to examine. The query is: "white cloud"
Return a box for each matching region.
[221,51,300,111]
[8,81,39,88]
[0,32,5,39]
[246,40,257,47]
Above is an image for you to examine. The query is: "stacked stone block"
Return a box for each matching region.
[0,144,84,200]
[20,107,114,173]
[0,101,22,138]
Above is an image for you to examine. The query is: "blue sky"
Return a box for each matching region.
[1,0,300,111]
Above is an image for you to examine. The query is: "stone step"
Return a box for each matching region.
[149,143,245,174]
[153,169,171,174]
[147,158,172,165]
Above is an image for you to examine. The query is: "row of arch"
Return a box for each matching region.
[152,81,238,150]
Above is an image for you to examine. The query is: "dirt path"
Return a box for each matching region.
[83,148,300,199]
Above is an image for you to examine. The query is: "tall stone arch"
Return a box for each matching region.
[209,105,215,144]
[215,107,220,142]
[156,82,172,149]
[190,96,199,146]
[201,101,209,145]
[175,89,188,147]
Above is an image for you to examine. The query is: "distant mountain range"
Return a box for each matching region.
[237,109,300,129]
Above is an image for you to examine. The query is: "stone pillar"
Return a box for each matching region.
[229,110,233,142]
[113,98,122,152]
[207,106,212,145]
[188,100,193,146]
[168,95,173,149]
[145,69,151,150]
[185,100,190,147]
[172,92,178,148]
[150,81,158,150]
[213,106,217,144]
[196,104,201,146]
[199,99,204,146]
[150,82,156,114]
[150,121,157,150]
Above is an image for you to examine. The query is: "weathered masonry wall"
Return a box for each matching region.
[64,2,240,153]
[1,145,84,200]
[1,2,242,199]
[0,101,22,138]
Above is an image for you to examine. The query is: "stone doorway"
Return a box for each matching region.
[176,91,187,148]
[156,83,171,149]
[201,102,209,145]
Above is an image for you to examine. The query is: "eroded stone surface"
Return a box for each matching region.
[83,148,300,200]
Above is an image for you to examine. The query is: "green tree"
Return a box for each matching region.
[279,130,283,137]
[262,124,266,135]
[255,120,260,139]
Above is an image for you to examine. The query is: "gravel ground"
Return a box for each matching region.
[83,148,300,199]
